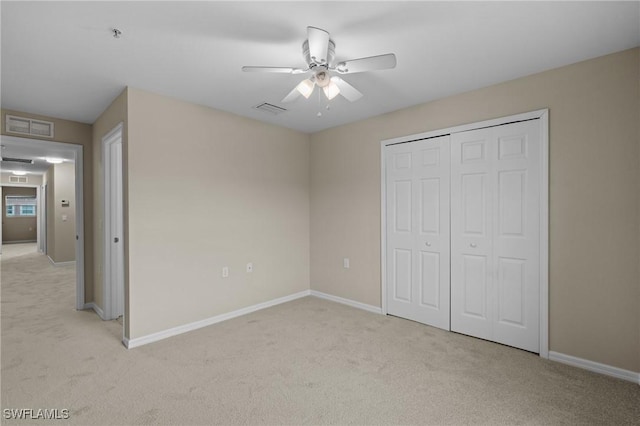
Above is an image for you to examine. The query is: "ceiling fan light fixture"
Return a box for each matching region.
[323,81,340,100]
[314,71,331,88]
[296,79,315,99]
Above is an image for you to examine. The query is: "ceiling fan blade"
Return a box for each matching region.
[242,66,301,73]
[331,76,363,102]
[307,26,330,65]
[281,86,301,103]
[335,53,397,74]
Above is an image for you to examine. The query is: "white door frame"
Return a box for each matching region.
[102,122,124,321]
[0,135,85,310]
[0,183,40,247]
[40,183,47,254]
[380,109,549,358]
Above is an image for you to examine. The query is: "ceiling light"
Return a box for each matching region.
[12,171,27,176]
[314,71,330,88]
[323,81,340,100]
[46,157,64,164]
[295,79,315,99]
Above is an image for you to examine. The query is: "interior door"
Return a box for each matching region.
[451,120,540,352]
[105,129,124,320]
[111,139,124,318]
[386,135,450,330]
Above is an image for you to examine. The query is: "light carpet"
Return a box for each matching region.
[2,245,639,425]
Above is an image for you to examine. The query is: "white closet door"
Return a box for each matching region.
[386,135,450,330]
[450,128,494,340]
[451,120,540,352]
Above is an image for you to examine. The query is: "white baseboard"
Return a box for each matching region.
[549,351,640,385]
[124,290,311,349]
[47,256,76,266]
[310,290,383,314]
[83,302,106,320]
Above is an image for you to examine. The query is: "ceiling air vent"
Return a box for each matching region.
[6,115,54,138]
[9,176,28,184]
[253,103,287,115]
[1,157,34,164]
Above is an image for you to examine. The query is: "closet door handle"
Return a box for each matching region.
[470,243,477,248]
[425,242,431,247]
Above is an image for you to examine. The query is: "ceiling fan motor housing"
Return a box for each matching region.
[302,39,335,69]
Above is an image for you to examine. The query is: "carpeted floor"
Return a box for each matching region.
[2,244,639,425]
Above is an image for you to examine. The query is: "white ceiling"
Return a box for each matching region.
[1,136,76,175]
[1,1,639,134]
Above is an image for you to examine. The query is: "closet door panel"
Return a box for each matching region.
[386,136,450,330]
[493,121,540,352]
[387,147,414,307]
[451,120,540,353]
[451,129,494,340]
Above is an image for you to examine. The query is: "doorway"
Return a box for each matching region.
[0,135,85,310]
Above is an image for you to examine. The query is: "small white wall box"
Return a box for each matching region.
[61,200,70,207]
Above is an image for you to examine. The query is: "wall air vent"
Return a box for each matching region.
[6,115,54,138]
[1,157,34,164]
[253,103,287,115]
[9,176,28,184]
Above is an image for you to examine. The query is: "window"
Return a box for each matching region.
[5,196,36,217]
[20,205,36,216]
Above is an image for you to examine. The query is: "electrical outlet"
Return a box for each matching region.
[222,267,229,278]
[246,263,253,273]
[343,258,350,269]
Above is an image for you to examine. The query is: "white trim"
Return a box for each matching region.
[382,109,548,146]
[539,110,550,359]
[83,302,106,320]
[1,135,85,311]
[549,351,640,384]
[0,182,40,251]
[310,290,383,314]
[380,109,550,358]
[124,290,311,349]
[47,256,76,266]
[380,143,388,316]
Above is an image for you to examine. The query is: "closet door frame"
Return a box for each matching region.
[380,109,549,359]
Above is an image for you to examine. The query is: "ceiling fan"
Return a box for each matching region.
[242,26,397,103]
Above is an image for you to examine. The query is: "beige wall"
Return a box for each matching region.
[126,88,310,339]
[50,163,76,262]
[310,48,640,373]
[1,186,37,242]
[92,89,128,317]
[36,163,75,263]
[1,109,93,301]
